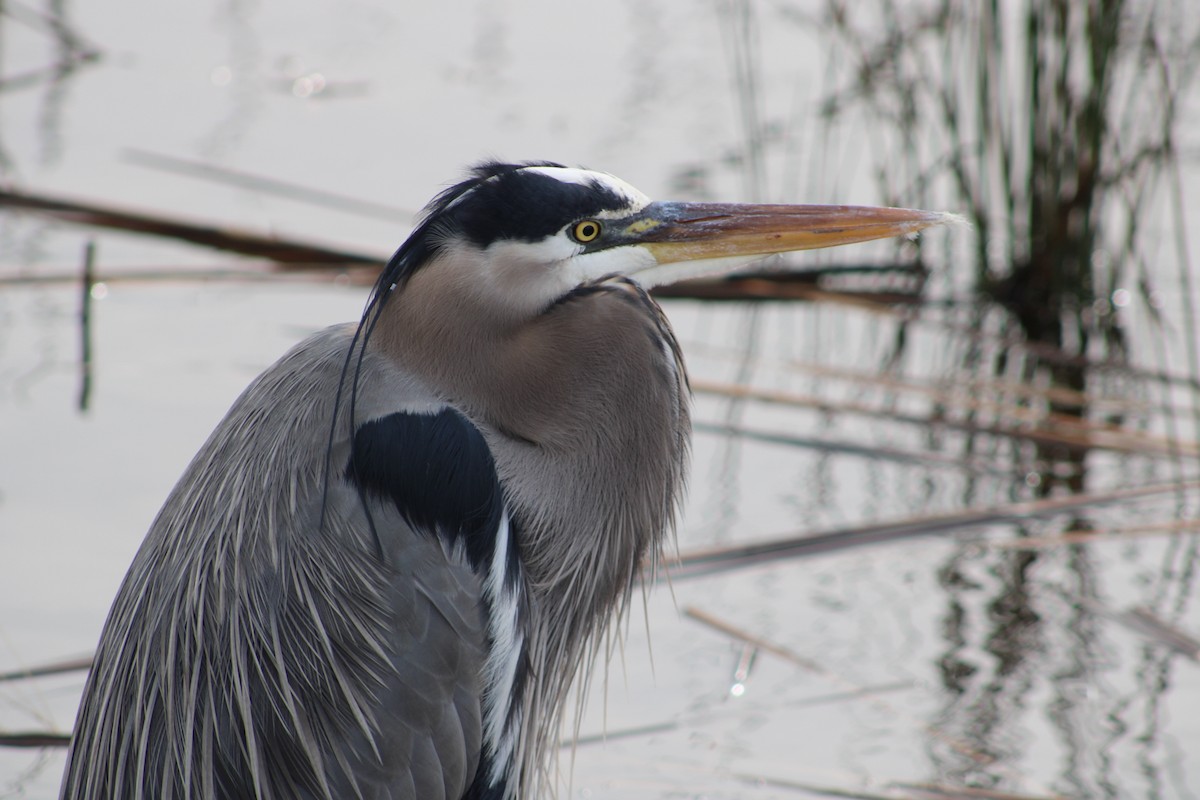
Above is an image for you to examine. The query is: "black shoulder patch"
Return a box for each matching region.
[347,408,504,573]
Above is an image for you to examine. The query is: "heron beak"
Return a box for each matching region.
[623,201,957,288]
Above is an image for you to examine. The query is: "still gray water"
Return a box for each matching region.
[2,1,1199,798]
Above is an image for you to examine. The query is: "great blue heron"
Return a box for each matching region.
[60,161,951,799]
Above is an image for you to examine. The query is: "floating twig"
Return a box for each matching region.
[77,240,95,412]
[733,774,901,799]
[1109,606,1200,661]
[684,607,824,673]
[0,264,380,287]
[122,149,414,223]
[684,342,1146,417]
[692,379,1196,458]
[665,478,1200,581]
[893,782,1070,800]
[0,732,70,749]
[566,720,679,748]
[683,607,994,767]
[0,654,92,683]
[563,681,911,750]
[652,273,921,308]
[0,186,385,266]
[988,519,1200,550]
[693,420,1010,475]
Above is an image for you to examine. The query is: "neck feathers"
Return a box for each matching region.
[374,276,690,796]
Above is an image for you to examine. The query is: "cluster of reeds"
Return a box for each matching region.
[781,4,1200,795]
[807,0,1199,486]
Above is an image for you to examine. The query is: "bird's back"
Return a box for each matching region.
[60,324,492,800]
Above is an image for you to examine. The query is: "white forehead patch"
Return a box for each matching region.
[520,166,652,216]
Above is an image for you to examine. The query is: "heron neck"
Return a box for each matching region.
[372,275,689,793]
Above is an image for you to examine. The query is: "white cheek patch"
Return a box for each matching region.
[570,245,658,283]
[484,235,584,310]
[481,236,662,312]
[630,253,770,289]
[488,235,579,267]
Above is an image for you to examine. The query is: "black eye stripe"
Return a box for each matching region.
[450,168,628,246]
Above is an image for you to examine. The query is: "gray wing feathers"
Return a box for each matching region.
[61,325,487,800]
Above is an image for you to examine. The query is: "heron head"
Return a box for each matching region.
[375,160,955,320]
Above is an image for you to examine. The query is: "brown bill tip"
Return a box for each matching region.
[628,202,962,287]
[636,202,960,265]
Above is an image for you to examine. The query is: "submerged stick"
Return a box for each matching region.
[122,149,414,223]
[988,519,1200,550]
[732,774,899,799]
[666,478,1200,581]
[684,607,825,673]
[1109,606,1200,661]
[0,265,381,287]
[0,186,385,266]
[894,783,1069,800]
[692,378,1196,458]
[684,607,994,767]
[685,342,1146,417]
[693,420,1010,475]
[652,273,922,307]
[0,732,71,748]
[0,655,93,683]
[77,240,95,412]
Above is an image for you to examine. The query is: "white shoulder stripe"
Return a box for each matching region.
[481,510,525,792]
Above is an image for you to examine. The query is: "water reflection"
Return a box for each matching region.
[198,0,266,160]
[806,3,1200,797]
[931,543,1037,786]
[1046,542,1109,799]
[0,0,99,171]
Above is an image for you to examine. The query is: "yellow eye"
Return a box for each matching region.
[571,219,602,243]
